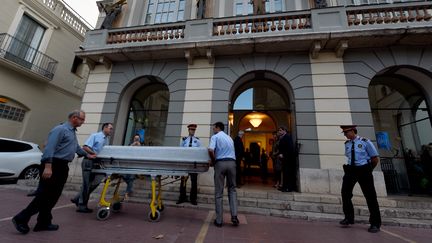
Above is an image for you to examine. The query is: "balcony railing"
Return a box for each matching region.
[40,0,92,35]
[212,11,312,36]
[347,2,431,26]
[80,1,432,61]
[0,33,58,79]
[107,22,186,44]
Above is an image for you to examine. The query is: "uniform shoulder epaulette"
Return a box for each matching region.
[361,137,368,142]
[195,137,199,140]
[182,137,187,141]
[344,140,350,144]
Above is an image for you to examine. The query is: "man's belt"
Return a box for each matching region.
[215,158,235,162]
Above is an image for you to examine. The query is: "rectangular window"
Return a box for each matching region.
[145,0,185,24]
[0,103,26,122]
[235,0,283,16]
[6,15,45,67]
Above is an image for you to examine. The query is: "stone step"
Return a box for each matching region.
[12,179,432,228]
[94,184,432,221]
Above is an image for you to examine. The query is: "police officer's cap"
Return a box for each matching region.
[340,125,357,133]
[187,124,197,130]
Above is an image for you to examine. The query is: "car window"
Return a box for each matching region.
[0,139,32,152]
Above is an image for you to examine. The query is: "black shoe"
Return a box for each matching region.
[176,198,188,204]
[213,219,222,228]
[12,217,30,234]
[339,218,354,226]
[231,216,239,226]
[76,207,93,213]
[368,225,380,233]
[27,191,38,197]
[33,223,59,232]
[70,198,78,207]
[190,200,197,205]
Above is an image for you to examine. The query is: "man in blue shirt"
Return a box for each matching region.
[12,110,95,234]
[72,122,113,213]
[339,125,381,233]
[208,122,239,227]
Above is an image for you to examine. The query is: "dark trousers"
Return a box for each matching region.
[282,158,296,191]
[341,164,381,226]
[15,161,69,226]
[73,159,103,207]
[235,158,242,185]
[179,173,198,202]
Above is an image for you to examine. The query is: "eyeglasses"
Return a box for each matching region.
[75,116,85,121]
[343,130,352,134]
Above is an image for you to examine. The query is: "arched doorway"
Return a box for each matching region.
[369,66,432,195]
[229,73,293,187]
[122,81,169,146]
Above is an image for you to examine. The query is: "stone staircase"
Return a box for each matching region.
[15,178,432,228]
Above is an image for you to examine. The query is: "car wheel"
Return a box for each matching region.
[20,165,40,180]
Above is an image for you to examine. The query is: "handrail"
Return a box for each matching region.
[0,33,58,79]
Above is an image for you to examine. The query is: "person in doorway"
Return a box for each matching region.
[277,126,296,192]
[122,134,141,200]
[71,123,114,213]
[208,122,239,227]
[244,148,252,177]
[260,148,268,182]
[234,130,245,187]
[271,131,282,188]
[339,125,381,233]
[12,110,95,234]
[177,124,201,205]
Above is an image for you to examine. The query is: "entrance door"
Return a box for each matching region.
[369,70,432,195]
[230,83,291,186]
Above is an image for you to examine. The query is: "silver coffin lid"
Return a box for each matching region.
[95,146,210,173]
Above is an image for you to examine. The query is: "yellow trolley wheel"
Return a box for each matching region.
[157,204,165,212]
[96,207,110,221]
[112,202,122,213]
[148,210,161,222]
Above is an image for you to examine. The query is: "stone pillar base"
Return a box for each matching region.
[299,168,387,197]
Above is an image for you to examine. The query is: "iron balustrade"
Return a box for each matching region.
[0,33,58,80]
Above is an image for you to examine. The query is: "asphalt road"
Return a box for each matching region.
[0,187,431,243]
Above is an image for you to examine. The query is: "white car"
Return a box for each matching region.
[0,137,42,182]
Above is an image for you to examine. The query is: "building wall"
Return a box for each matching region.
[0,0,89,147]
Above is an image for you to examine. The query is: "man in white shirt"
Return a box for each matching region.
[208,122,239,227]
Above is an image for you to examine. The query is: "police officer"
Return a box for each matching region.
[339,125,381,233]
[177,124,201,205]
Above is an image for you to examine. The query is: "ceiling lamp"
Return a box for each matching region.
[249,118,262,128]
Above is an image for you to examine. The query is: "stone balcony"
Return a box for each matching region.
[77,1,432,66]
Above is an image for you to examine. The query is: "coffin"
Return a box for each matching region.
[94,146,210,174]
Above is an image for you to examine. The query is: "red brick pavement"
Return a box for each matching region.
[1,187,431,243]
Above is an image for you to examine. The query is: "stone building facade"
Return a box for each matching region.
[75,0,432,196]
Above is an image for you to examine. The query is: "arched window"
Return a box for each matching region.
[233,87,287,111]
[124,83,169,145]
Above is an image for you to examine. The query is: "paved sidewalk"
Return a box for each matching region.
[1,187,431,243]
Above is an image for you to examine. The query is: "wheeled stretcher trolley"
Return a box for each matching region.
[91,146,210,221]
